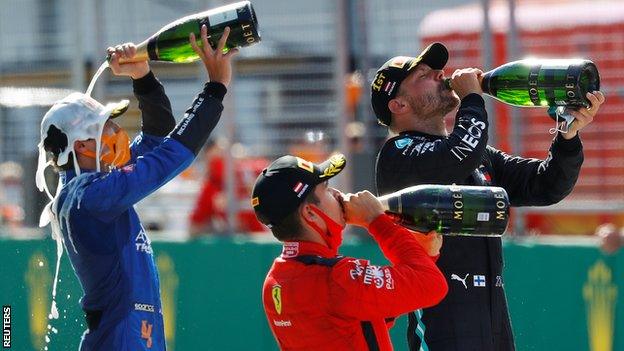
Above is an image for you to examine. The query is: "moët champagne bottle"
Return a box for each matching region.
[445,59,600,108]
[114,1,260,63]
[378,184,510,237]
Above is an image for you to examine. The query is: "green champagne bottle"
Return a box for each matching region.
[116,1,260,63]
[378,184,510,237]
[445,59,600,108]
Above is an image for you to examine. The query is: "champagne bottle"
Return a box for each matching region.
[445,59,600,108]
[114,1,260,63]
[378,184,510,237]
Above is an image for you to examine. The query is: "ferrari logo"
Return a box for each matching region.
[272,284,282,315]
[251,197,260,207]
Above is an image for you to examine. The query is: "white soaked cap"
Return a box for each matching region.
[35,92,129,199]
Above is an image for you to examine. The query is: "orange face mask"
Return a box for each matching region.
[80,124,131,168]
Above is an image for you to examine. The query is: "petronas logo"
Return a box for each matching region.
[583,260,617,351]
[157,253,179,350]
[24,253,51,349]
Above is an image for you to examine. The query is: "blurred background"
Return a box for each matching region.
[0,0,622,350]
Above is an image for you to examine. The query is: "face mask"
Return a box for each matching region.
[303,205,345,253]
[80,127,131,168]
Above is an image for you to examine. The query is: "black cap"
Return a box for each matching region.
[370,42,449,126]
[251,154,347,227]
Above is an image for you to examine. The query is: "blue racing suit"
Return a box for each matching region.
[53,72,226,350]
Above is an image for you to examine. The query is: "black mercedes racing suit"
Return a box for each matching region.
[375,93,584,351]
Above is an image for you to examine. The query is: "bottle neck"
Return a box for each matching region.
[113,39,150,64]
[444,72,491,94]
[480,71,493,95]
[376,195,390,212]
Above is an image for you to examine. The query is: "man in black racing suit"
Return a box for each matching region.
[370,43,606,351]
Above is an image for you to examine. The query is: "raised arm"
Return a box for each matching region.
[80,26,239,220]
[107,43,176,158]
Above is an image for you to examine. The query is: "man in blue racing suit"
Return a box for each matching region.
[35,26,237,350]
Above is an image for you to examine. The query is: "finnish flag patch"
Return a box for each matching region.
[473,275,486,287]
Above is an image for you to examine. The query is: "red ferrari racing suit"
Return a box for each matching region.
[262,214,448,350]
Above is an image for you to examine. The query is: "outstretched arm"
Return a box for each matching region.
[81,26,239,220]
[107,43,176,158]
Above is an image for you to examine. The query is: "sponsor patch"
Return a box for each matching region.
[371,72,387,92]
[272,285,283,315]
[135,227,153,254]
[383,268,395,289]
[176,97,204,135]
[273,320,291,327]
[349,260,393,289]
[293,182,303,192]
[383,81,397,96]
[394,138,413,149]
[296,158,314,173]
[251,197,260,207]
[293,182,309,198]
[281,242,299,258]
[134,303,155,313]
[496,275,503,287]
[141,320,153,348]
[363,265,386,289]
[473,275,486,287]
[395,137,440,157]
[451,273,469,289]
[477,212,490,222]
[349,259,365,280]
[450,117,487,161]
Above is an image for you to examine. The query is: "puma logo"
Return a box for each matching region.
[451,273,469,289]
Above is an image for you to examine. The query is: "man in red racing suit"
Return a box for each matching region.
[252,153,448,350]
